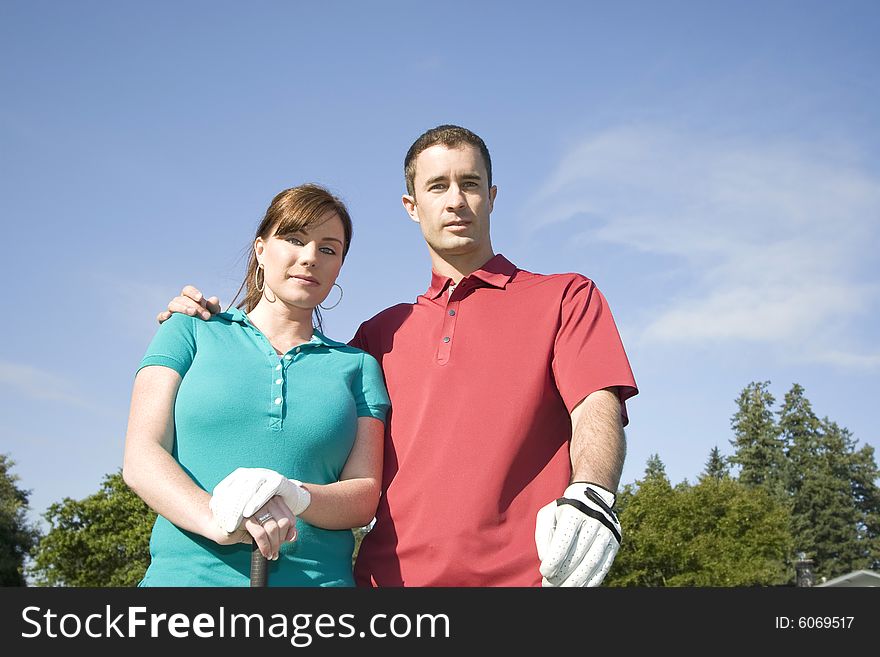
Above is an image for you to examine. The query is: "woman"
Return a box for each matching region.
[123,184,389,586]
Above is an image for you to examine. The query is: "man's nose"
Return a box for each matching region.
[445,185,466,210]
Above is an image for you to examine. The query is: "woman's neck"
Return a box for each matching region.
[247,299,314,354]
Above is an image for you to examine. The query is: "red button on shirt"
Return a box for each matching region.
[350,254,637,586]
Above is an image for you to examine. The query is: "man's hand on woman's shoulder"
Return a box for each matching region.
[157,285,221,323]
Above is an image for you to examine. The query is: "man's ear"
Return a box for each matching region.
[402,194,420,224]
[488,185,498,212]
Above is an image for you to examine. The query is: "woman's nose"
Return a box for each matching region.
[298,243,318,266]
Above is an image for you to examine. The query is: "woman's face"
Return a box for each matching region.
[254,211,346,311]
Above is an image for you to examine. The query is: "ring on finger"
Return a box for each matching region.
[257,511,274,526]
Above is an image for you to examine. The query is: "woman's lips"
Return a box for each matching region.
[290,275,319,286]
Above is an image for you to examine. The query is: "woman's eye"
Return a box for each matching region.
[286,237,304,245]
[320,247,337,255]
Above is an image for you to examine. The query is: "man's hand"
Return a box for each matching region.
[157,285,221,323]
[535,482,621,587]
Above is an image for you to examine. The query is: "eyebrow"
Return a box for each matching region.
[283,228,344,245]
[423,172,482,187]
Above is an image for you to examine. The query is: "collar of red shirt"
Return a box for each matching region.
[425,253,518,300]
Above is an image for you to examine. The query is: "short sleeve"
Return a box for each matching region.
[551,277,638,424]
[349,322,367,352]
[137,312,197,378]
[353,352,391,422]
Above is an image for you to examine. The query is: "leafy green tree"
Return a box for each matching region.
[607,458,677,586]
[729,381,786,496]
[676,477,792,585]
[607,455,792,587]
[29,471,155,586]
[703,446,729,480]
[0,454,41,586]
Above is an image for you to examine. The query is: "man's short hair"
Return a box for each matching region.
[404,125,492,197]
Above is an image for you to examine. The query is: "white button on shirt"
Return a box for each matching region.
[274,398,282,405]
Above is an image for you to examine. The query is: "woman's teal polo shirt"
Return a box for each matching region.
[136,308,390,587]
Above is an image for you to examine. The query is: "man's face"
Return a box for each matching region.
[403,144,497,262]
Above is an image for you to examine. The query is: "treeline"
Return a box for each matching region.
[605,382,880,586]
[2,382,877,586]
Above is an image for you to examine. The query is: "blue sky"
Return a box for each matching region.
[2,1,878,528]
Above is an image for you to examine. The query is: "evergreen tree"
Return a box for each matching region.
[0,454,41,586]
[29,471,156,586]
[812,419,865,575]
[848,443,880,570]
[702,446,729,480]
[779,385,831,577]
[778,384,879,580]
[643,453,669,483]
[729,381,785,495]
[778,383,821,490]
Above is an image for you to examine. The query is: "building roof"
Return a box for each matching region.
[816,570,880,587]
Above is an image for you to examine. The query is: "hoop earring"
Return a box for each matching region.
[254,264,265,292]
[319,283,343,310]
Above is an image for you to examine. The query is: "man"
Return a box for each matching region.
[160,125,638,586]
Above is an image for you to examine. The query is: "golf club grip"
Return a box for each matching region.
[250,542,268,587]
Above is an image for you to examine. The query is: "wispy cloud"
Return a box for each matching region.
[0,361,128,423]
[0,361,98,409]
[94,275,224,346]
[527,125,880,367]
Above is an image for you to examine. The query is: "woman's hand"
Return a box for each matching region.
[209,467,309,533]
[242,496,298,560]
[210,526,250,546]
[202,495,296,559]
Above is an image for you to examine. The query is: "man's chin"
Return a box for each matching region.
[430,237,480,255]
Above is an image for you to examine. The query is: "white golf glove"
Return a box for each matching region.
[209,467,311,533]
[535,482,621,587]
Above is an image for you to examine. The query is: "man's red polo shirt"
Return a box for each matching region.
[351,254,637,586]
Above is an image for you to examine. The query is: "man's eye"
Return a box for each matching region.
[428,184,446,191]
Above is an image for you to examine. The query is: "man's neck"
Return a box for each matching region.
[428,248,496,284]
